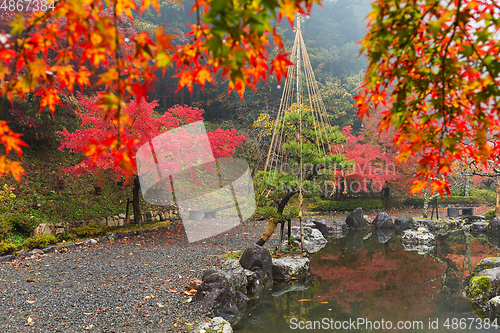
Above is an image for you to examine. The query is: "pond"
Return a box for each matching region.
[233,230,500,332]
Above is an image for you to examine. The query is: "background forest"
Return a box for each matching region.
[0,0,496,248]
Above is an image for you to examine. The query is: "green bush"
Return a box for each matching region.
[485,209,496,221]
[0,240,17,255]
[310,199,384,212]
[470,188,496,205]
[23,234,58,249]
[8,214,38,235]
[72,221,108,237]
[403,195,483,208]
[0,217,13,240]
[443,196,482,205]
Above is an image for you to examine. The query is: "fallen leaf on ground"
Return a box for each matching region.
[26,300,36,304]
[26,279,35,283]
[185,297,192,303]
[157,303,165,308]
[83,324,93,330]
[84,312,94,315]
[144,295,155,299]
[167,288,177,293]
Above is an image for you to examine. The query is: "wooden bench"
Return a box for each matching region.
[447,207,474,217]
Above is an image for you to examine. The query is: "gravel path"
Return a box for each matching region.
[0,219,278,333]
[0,206,493,332]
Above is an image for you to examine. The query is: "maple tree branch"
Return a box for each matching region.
[439,0,461,140]
[461,26,497,85]
[384,0,441,90]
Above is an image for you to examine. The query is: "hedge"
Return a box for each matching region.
[310,199,384,212]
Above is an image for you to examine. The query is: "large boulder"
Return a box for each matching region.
[239,244,273,294]
[373,212,395,229]
[283,227,327,253]
[271,256,310,281]
[401,227,435,245]
[193,317,232,333]
[32,223,55,236]
[192,270,239,324]
[473,257,500,276]
[304,218,328,236]
[465,267,500,318]
[345,207,366,229]
[414,219,439,231]
[394,215,413,230]
[401,227,435,254]
[221,259,256,294]
[488,217,500,233]
[485,296,500,318]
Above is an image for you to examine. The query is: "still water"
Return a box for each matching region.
[234,230,500,332]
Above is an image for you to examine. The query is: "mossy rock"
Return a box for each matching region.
[473,257,500,276]
[467,299,488,320]
[467,276,491,298]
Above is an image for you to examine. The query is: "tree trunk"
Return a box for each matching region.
[464,172,470,197]
[256,218,279,246]
[133,176,142,225]
[496,177,500,217]
[255,164,319,246]
[277,190,298,215]
[423,195,429,218]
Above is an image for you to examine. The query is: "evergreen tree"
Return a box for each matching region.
[253,105,346,246]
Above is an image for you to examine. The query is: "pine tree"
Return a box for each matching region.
[253,105,346,247]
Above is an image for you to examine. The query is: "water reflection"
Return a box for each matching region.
[234,230,500,332]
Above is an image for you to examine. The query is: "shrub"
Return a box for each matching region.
[72,221,108,238]
[0,240,17,255]
[310,199,384,212]
[470,188,496,205]
[57,233,73,242]
[485,209,496,221]
[23,234,58,249]
[403,195,483,208]
[8,214,38,235]
[0,217,13,240]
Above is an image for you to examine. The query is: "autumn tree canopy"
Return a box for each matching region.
[355,0,500,196]
[58,94,246,223]
[0,0,321,181]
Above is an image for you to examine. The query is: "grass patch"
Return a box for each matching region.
[216,250,245,261]
[1,148,167,236]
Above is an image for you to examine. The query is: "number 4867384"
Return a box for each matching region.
[1,0,55,12]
